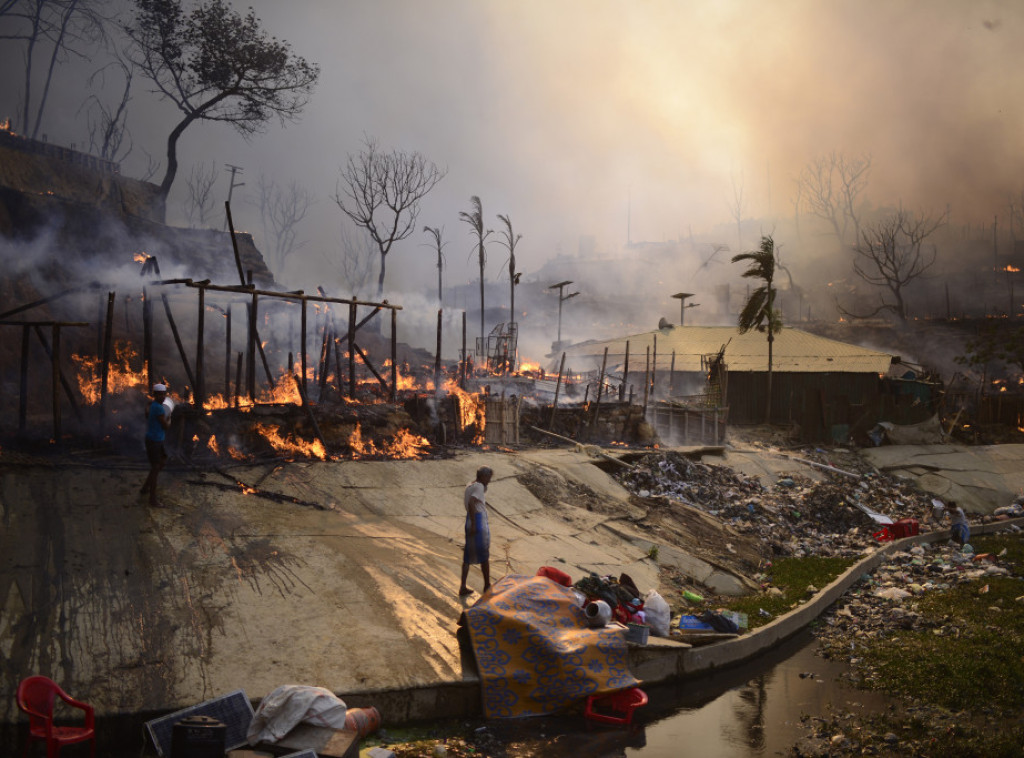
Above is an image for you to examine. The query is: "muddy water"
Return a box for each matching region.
[474,629,896,757]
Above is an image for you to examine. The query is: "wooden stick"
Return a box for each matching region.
[549,352,566,430]
[100,291,115,428]
[591,346,608,434]
[161,293,196,394]
[293,372,329,455]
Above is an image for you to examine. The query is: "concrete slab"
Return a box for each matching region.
[861,444,1024,513]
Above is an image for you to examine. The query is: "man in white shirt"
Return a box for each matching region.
[459,466,493,597]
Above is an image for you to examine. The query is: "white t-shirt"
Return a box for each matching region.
[465,481,487,515]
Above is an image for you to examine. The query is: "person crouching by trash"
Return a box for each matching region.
[948,501,969,547]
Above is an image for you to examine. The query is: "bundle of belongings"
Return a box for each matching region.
[574,573,646,625]
[459,574,639,718]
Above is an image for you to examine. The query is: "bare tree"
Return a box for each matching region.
[333,222,376,299]
[81,54,134,163]
[460,196,491,355]
[2,0,109,139]
[182,161,217,228]
[422,225,447,305]
[124,0,319,211]
[797,151,871,251]
[334,137,446,299]
[845,208,946,321]
[496,213,522,325]
[250,174,313,275]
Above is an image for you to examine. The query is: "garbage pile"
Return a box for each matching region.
[614,450,950,559]
[817,540,1020,648]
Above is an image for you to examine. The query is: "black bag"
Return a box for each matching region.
[700,611,740,634]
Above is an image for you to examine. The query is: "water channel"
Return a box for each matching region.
[468,628,896,758]
[1,629,896,757]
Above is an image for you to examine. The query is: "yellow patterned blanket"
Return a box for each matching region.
[461,574,638,718]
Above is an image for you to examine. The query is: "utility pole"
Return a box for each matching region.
[671,292,698,325]
[224,164,245,228]
[548,280,579,352]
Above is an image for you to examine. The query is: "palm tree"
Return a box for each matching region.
[422,225,446,305]
[459,196,491,357]
[496,213,522,326]
[732,235,782,423]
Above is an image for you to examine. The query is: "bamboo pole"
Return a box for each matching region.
[620,339,630,401]
[100,292,115,427]
[234,352,243,409]
[549,352,567,430]
[161,293,196,395]
[247,291,257,401]
[143,286,153,387]
[669,350,676,396]
[19,324,29,434]
[461,310,467,389]
[642,346,651,416]
[195,284,206,407]
[434,309,442,391]
[591,346,608,435]
[301,297,309,398]
[348,301,356,399]
[391,308,398,402]
[33,325,82,420]
[651,333,658,400]
[224,305,232,398]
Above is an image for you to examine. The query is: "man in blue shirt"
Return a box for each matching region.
[141,383,171,507]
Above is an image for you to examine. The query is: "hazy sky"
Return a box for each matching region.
[6,0,1024,297]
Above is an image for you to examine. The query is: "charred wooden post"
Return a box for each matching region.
[642,346,651,417]
[234,352,243,409]
[669,350,676,396]
[301,297,309,399]
[247,289,258,401]
[161,293,196,396]
[549,351,566,430]
[347,302,356,399]
[292,372,329,456]
[391,308,397,402]
[333,337,345,396]
[143,286,153,387]
[652,333,658,400]
[100,291,115,428]
[51,323,60,441]
[317,321,331,400]
[620,339,630,401]
[195,283,207,408]
[19,324,29,435]
[461,310,467,389]
[32,324,83,420]
[353,344,388,390]
[591,346,609,435]
[434,309,442,391]
[224,305,232,398]
[226,201,246,285]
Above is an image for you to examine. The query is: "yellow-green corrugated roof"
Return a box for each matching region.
[555,326,893,374]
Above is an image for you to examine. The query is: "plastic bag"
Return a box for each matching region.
[247,685,348,745]
[644,590,671,637]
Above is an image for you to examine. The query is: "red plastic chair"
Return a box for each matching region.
[16,676,95,758]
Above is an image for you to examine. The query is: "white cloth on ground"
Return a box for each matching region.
[246,684,348,745]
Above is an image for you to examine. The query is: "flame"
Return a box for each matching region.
[253,422,327,460]
[1000,265,1020,272]
[347,423,429,459]
[518,360,541,373]
[227,446,246,460]
[439,379,486,444]
[71,341,147,403]
[207,436,221,455]
[133,252,151,263]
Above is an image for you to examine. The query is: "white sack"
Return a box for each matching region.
[644,590,671,637]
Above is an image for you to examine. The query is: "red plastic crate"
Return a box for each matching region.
[584,687,648,726]
[890,518,920,539]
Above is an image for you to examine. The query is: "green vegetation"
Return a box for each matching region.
[857,535,1024,712]
[725,555,856,629]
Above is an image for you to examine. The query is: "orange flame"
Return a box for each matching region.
[253,422,326,460]
[440,379,486,444]
[71,341,147,403]
[348,423,430,459]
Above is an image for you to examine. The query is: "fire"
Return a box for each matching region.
[253,422,327,460]
[439,378,486,443]
[133,252,151,263]
[518,360,541,373]
[1000,265,1020,272]
[347,423,430,460]
[207,436,220,455]
[72,341,147,403]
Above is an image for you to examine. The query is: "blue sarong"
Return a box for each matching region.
[463,511,490,564]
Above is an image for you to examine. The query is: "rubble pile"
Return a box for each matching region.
[614,450,944,559]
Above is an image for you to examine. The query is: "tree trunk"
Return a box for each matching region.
[478,243,485,356]
[159,113,198,215]
[766,331,773,424]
